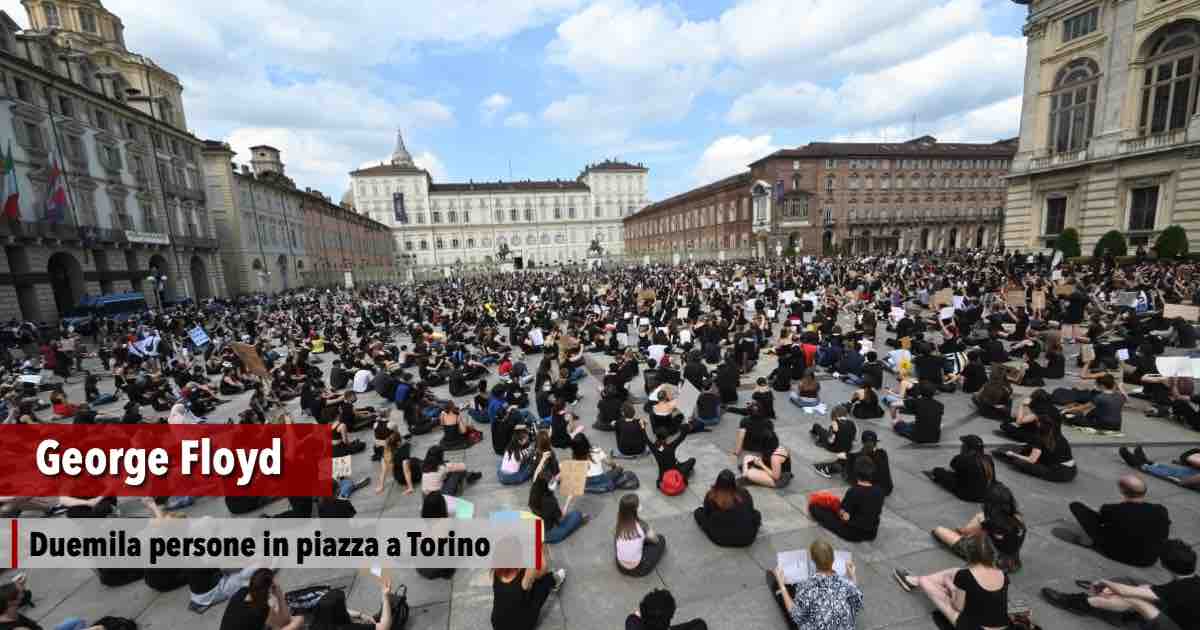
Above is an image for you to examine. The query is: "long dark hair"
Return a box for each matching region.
[570,434,592,461]
[615,493,642,541]
[245,568,275,612]
[705,469,744,511]
[422,491,449,519]
[528,471,552,513]
[311,588,352,628]
[422,444,446,473]
[504,429,529,459]
[1037,416,1057,452]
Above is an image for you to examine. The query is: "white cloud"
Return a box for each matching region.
[503,112,533,128]
[412,151,449,181]
[481,93,512,122]
[726,32,1025,130]
[829,96,1022,144]
[694,135,779,184]
[228,128,369,195]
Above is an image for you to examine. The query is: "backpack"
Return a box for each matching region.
[660,469,686,496]
[285,585,334,612]
[94,617,137,630]
[615,470,640,490]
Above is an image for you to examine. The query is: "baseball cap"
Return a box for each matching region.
[861,430,878,443]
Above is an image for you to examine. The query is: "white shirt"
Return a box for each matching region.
[352,369,373,393]
[616,523,646,566]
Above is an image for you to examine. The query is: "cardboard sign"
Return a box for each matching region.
[648,344,668,365]
[1054,283,1075,297]
[678,329,693,344]
[639,289,657,302]
[676,380,702,418]
[232,342,268,378]
[932,289,953,308]
[1031,290,1046,311]
[1005,290,1026,308]
[1116,348,1130,362]
[1164,303,1200,321]
[528,328,545,347]
[1115,291,1139,308]
[678,308,689,320]
[558,460,589,497]
[781,291,796,304]
[890,307,905,322]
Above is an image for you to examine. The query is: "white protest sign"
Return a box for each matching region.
[617,332,630,347]
[647,344,668,365]
[675,380,702,418]
[939,307,955,320]
[528,328,545,347]
[679,329,693,344]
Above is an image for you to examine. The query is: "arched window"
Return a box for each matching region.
[895,175,905,189]
[1050,58,1099,151]
[1140,23,1200,135]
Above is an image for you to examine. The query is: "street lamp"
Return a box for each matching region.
[146,271,167,311]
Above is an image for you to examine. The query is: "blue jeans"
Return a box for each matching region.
[789,393,821,408]
[1144,463,1194,480]
[90,393,118,406]
[468,408,487,424]
[881,393,902,407]
[893,421,914,439]
[843,374,864,386]
[568,367,587,383]
[585,471,620,494]
[54,619,88,630]
[696,414,721,427]
[498,461,535,485]
[545,510,584,543]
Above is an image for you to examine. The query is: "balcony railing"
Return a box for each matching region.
[0,219,125,244]
[1119,129,1188,155]
[1029,147,1087,171]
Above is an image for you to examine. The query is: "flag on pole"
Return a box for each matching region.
[2,142,18,220]
[44,153,67,224]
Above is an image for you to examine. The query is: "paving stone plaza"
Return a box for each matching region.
[9,311,1199,630]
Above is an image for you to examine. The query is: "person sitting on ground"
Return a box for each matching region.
[497,426,536,486]
[50,389,79,419]
[922,434,996,502]
[218,568,303,630]
[954,350,988,394]
[691,379,722,427]
[1041,539,1198,630]
[648,424,695,489]
[972,367,1012,420]
[993,416,1076,482]
[809,457,884,543]
[439,401,482,450]
[892,533,1010,630]
[768,539,862,630]
[0,575,43,630]
[1053,474,1171,568]
[573,433,626,494]
[846,381,884,420]
[528,459,590,544]
[998,388,1061,444]
[418,444,482,498]
[693,469,761,547]
[310,577,396,630]
[594,384,625,431]
[614,404,650,458]
[931,482,1026,573]
[648,386,708,435]
[625,588,707,630]
[490,546,565,630]
[810,405,856,455]
[725,377,775,419]
[788,369,821,408]
[615,494,666,578]
[1119,446,1200,489]
[416,491,458,580]
[891,382,943,444]
[733,401,775,458]
[1062,373,1126,432]
[84,372,118,407]
[814,430,893,496]
[739,429,792,489]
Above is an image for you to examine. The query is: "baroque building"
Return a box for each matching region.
[0,5,224,322]
[1006,0,1200,253]
[349,131,644,269]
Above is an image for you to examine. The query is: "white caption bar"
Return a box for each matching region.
[4,518,539,569]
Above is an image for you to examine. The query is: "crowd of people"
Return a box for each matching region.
[0,247,1198,630]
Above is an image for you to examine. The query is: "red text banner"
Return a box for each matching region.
[0,424,332,497]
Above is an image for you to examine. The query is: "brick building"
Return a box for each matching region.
[300,190,396,288]
[625,135,1016,260]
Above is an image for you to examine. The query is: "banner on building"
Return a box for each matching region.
[393,193,407,224]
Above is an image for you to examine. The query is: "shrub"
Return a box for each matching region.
[1056,227,1082,259]
[1155,224,1189,259]
[1093,230,1128,258]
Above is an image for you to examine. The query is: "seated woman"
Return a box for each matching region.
[893,533,1010,630]
[813,430,893,496]
[999,389,1060,444]
[497,427,536,486]
[810,405,857,454]
[439,401,482,450]
[739,430,793,489]
[490,547,565,630]
[808,457,884,543]
[50,389,79,419]
[994,417,1077,483]
[552,367,581,406]
[416,491,457,580]
[528,458,590,544]
[593,384,625,431]
[972,367,1012,421]
[418,444,482,497]
[923,435,996,502]
[648,387,707,435]
[691,380,723,427]
[615,493,666,577]
[571,434,625,494]
[693,469,761,547]
[648,425,696,489]
[788,370,821,408]
[614,406,650,458]
[310,576,396,630]
[768,540,862,630]
[218,367,247,396]
[1119,445,1200,489]
[734,401,775,458]
[218,568,303,630]
[726,378,776,419]
[931,483,1025,573]
[1042,336,1066,380]
[847,381,884,420]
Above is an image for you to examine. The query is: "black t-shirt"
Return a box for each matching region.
[906,397,943,444]
[739,416,775,453]
[961,363,987,393]
[1153,575,1200,630]
[1097,502,1170,566]
[219,588,269,630]
[318,499,357,518]
[949,454,993,501]
[492,570,539,630]
[616,418,647,456]
[914,354,944,384]
[840,484,883,537]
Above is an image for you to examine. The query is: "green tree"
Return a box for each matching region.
[1155,224,1189,258]
[1093,229,1128,258]
[1056,227,1082,259]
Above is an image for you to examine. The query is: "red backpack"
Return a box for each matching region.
[660,469,686,496]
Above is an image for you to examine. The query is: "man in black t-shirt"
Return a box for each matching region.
[892,383,943,444]
[1042,540,1197,630]
[626,588,707,630]
[1055,475,1171,567]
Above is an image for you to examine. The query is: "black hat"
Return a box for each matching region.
[861,430,878,443]
[960,434,984,449]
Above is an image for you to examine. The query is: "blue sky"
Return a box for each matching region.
[1,0,1030,202]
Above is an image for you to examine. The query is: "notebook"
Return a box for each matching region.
[777,549,851,584]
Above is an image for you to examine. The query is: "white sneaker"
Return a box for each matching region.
[552,569,566,591]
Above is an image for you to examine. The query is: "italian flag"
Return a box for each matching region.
[2,141,17,220]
